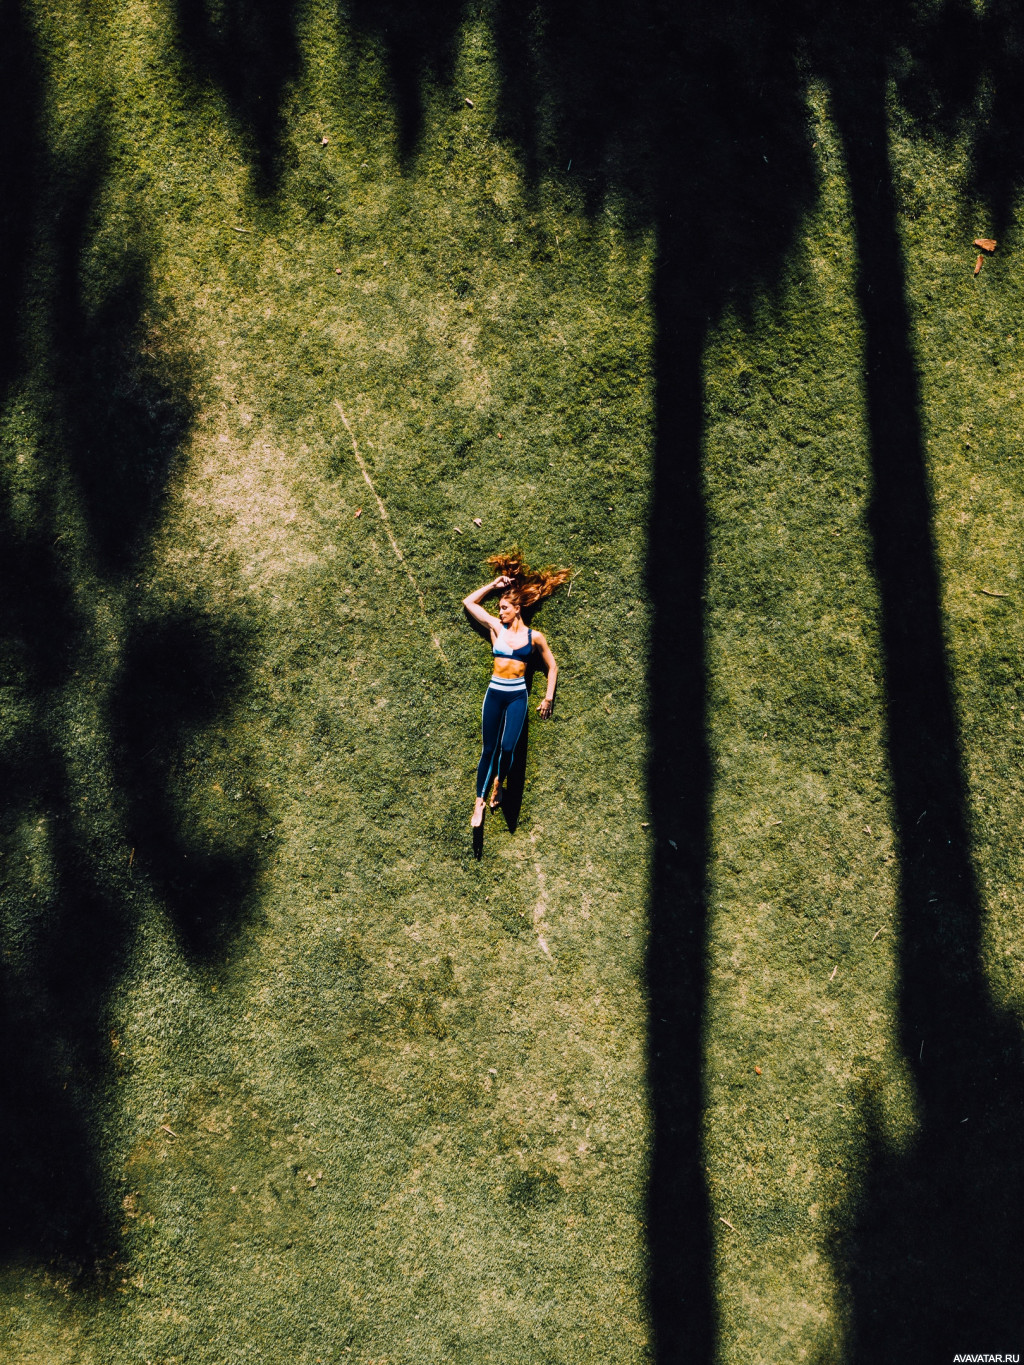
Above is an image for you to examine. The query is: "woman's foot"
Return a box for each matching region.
[471,797,486,828]
[489,778,503,810]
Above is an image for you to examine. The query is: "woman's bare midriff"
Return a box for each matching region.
[492,661,527,680]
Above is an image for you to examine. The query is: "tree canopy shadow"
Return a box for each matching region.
[346,0,469,161]
[172,0,303,191]
[46,0,1024,1352]
[895,0,1024,237]
[0,14,267,1269]
[112,607,265,960]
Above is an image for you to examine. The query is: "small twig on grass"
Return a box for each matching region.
[230,226,252,234]
[161,1125,178,1138]
[719,1217,735,1231]
[829,965,838,981]
[333,402,448,662]
[979,588,1009,598]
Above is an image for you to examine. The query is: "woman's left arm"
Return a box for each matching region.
[533,632,558,718]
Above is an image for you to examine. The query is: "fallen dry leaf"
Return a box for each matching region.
[354,508,362,518]
[465,97,474,108]
[321,135,329,146]
[472,517,482,527]
[974,255,983,277]
[755,1067,762,1075]
[974,237,997,252]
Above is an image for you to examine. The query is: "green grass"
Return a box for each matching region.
[3,3,1024,1363]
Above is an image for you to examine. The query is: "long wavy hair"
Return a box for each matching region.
[486,548,572,617]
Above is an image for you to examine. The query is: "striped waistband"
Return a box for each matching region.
[488,674,528,692]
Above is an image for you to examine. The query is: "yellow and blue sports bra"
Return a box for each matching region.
[493,625,533,661]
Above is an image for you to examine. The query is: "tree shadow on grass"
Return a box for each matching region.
[0,0,39,399]
[166,0,1024,1355]
[172,0,303,192]
[44,154,192,578]
[111,607,265,962]
[0,497,117,1266]
[814,14,1024,1355]
[346,0,469,162]
[970,0,1024,236]
[900,0,1024,239]
[0,60,266,1268]
[489,6,819,1356]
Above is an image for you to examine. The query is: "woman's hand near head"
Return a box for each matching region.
[463,577,504,631]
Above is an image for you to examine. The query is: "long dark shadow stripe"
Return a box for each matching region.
[644,226,716,1365]
[829,62,1024,1358]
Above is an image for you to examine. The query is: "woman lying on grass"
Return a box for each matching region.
[463,550,570,829]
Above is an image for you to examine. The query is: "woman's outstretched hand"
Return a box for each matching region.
[537,698,552,719]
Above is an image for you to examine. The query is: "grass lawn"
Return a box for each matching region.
[3,2,1024,1363]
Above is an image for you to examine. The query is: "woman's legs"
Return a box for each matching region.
[476,686,507,798]
[475,685,527,802]
[495,690,528,788]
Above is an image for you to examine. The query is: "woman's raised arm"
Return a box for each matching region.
[462,577,509,632]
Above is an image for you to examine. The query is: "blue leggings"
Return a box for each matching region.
[476,683,528,798]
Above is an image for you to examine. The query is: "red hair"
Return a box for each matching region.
[486,548,571,615]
